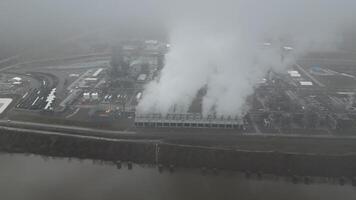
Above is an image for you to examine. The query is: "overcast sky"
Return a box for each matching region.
[1,0,356,48]
[135,0,356,115]
[2,1,356,115]
[0,0,165,51]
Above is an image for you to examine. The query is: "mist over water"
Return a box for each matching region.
[1,154,355,200]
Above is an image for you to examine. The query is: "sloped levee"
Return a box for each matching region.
[157,144,356,177]
[0,128,356,178]
[0,129,156,163]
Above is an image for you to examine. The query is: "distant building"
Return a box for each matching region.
[111,45,129,77]
[137,74,147,82]
[299,81,313,86]
[91,92,99,100]
[84,77,98,83]
[83,92,91,100]
[11,77,22,82]
[0,98,12,114]
[92,68,104,77]
[10,77,23,85]
[134,113,245,129]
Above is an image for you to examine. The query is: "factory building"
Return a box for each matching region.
[92,68,104,77]
[83,92,91,100]
[134,113,246,129]
[137,74,147,82]
[91,92,99,100]
[0,98,13,114]
[111,45,129,77]
[129,61,150,77]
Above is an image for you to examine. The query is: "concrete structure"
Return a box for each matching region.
[283,46,294,51]
[83,92,90,100]
[135,113,245,129]
[12,81,22,85]
[288,70,301,78]
[11,77,22,82]
[0,98,12,114]
[91,92,99,100]
[92,68,103,77]
[84,77,98,83]
[10,77,23,85]
[137,74,147,82]
[111,45,129,76]
[300,81,313,86]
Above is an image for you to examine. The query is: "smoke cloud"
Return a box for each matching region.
[137,0,356,116]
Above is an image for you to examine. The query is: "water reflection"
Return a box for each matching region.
[0,153,355,200]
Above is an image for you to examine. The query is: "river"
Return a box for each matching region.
[0,153,355,200]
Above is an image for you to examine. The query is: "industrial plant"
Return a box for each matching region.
[3,0,356,199]
[0,39,355,137]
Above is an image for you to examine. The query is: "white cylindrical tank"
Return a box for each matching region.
[83,92,90,100]
[91,92,99,100]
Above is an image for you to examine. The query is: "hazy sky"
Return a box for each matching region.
[1,0,356,115]
[0,0,164,48]
[0,0,355,48]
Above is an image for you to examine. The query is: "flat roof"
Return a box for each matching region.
[137,74,147,81]
[12,81,22,85]
[263,42,272,46]
[12,77,22,81]
[283,46,294,51]
[84,77,98,81]
[288,70,300,74]
[92,68,103,77]
[0,98,12,114]
[290,73,301,77]
[337,92,355,95]
[300,81,313,86]
[288,70,301,78]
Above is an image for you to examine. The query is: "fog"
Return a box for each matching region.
[1,0,356,116]
[0,0,165,58]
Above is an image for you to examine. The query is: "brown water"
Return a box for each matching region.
[0,153,355,200]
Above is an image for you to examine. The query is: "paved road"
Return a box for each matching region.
[2,119,356,141]
[0,53,110,73]
[0,55,18,65]
[295,63,325,87]
[0,120,135,135]
[0,125,159,144]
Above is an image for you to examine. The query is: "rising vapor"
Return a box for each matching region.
[137,0,356,116]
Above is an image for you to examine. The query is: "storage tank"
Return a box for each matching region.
[83,92,91,100]
[91,92,99,100]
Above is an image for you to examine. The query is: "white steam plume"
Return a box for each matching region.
[137,0,356,116]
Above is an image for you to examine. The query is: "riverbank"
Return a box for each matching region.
[0,126,356,179]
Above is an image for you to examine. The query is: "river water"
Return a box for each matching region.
[0,153,355,200]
